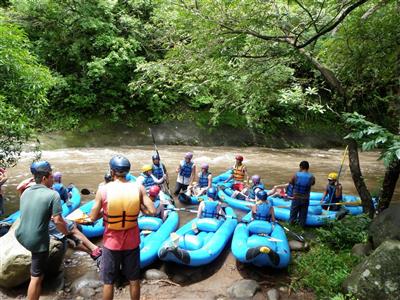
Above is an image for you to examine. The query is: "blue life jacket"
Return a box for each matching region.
[201,200,219,218]
[286,183,294,197]
[249,183,265,199]
[325,184,343,204]
[179,161,193,178]
[154,198,162,218]
[198,172,210,188]
[152,163,164,180]
[254,201,271,221]
[140,173,155,190]
[53,183,69,202]
[293,172,314,196]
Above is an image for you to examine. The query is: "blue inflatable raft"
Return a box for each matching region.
[158,207,237,266]
[232,212,291,268]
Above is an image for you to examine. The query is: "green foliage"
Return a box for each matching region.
[344,112,400,167]
[290,245,359,299]
[316,214,371,250]
[0,14,54,166]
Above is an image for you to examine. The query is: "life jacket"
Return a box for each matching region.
[179,161,193,178]
[53,183,69,202]
[201,200,219,218]
[293,172,314,196]
[232,164,245,182]
[103,181,140,231]
[249,183,265,199]
[254,201,271,221]
[152,163,164,180]
[286,183,294,197]
[140,173,155,190]
[325,184,342,204]
[198,171,211,188]
[154,198,162,218]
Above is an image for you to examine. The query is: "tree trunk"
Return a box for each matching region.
[347,139,375,218]
[378,159,400,212]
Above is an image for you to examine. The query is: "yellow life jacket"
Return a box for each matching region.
[103,181,140,230]
[233,164,245,182]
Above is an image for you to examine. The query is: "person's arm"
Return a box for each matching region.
[89,188,103,221]
[335,183,342,198]
[311,175,316,186]
[270,207,276,222]
[162,164,169,183]
[159,205,166,221]
[244,166,249,185]
[189,165,196,185]
[0,171,8,185]
[217,203,225,216]
[151,174,164,184]
[140,185,156,216]
[289,175,296,186]
[207,174,212,189]
[52,194,68,234]
[273,183,289,189]
[251,204,257,218]
[321,186,328,203]
[197,201,205,218]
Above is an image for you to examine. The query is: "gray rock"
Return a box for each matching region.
[71,270,102,295]
[343,239,400,300]
[0,219,66,289]
[267,288,280,300]
[352,242,373,257]
[79,288,96,298]
[288,240,309,251]
[369,203,400,248]
[172,273,188,284]
[227,279,260,299]
[144,269,168,280]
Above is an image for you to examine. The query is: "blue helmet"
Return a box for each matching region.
[109,155,131,174]
[257,190,268,201]
[207,187,217,199]
[30,161,52,175]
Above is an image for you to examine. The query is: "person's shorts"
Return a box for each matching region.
[31,251,49,277]
[101,247,140,284]
[48,219,76,240]
[233,183,245,191]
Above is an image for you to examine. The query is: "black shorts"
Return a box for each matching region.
[31,251,49,277]
[101,246,140,284]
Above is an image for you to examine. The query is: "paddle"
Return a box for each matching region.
[149,128,172,196]
[275,200,362,209]
[277,221,305,242]
[81,188,94,195]
[326,146,348,211]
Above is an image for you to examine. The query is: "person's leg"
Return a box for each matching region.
[103,284,114,300]
[289,199,300,225]
[71,227,100,253]
[129,280,140,300]
[298,199,309,227]
[28,251,48,300]
[101,247,120,300]
[122,248,140,300]
[174,182,183,196]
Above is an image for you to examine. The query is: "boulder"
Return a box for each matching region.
[71,270,102,296]
[369,203,400,248]
[267,288,280,300]
[144,269,168,280]
[227,279,260,299]
[343,239,400,300]
[351,242,372,257]
[0,220,66,289]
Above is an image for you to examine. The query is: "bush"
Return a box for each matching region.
[290,245,359,299]
[316,214,371,250]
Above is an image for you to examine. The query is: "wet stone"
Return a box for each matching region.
[289,240,309,251]
[267,288,280,300]
[144,269,169,280]
[227,279,260,299]
[352,242,373,257]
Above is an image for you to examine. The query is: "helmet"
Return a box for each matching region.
[251,175,261,184]
[328,172,338,181]
[257,190,268,201]
[109,155,131,174]
[207,187,217,199]
[141,164,153,173]
[53,171,62,181]
[235,155,244,162]
[30,161,52,175]
[201,163,209,170]
[152,154,160,161]
[104,173,112,183]
[149,185,161,197]
[185,152,193,159]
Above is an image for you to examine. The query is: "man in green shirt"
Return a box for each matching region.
[15,161,68,300]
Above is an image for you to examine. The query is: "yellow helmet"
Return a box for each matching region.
[142,164,152,173]
[328,172,338,180]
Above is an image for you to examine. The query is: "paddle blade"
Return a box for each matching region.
[81,188,91,195]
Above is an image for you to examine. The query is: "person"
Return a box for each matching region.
[147,185,166,220]
[320,172,343,211]
[16,177,35,195]
[52,171,71,202]
[224,155,249,192]
[269,183,294,199]
[151,154,169,187]
[136,165,165,191]
[89,155,155,300]
[99,172,113,187]
[247,175,265,200]
[189,163,212,197]
[15,161,68,300]
[251,190,276,222]
[0,168,8,216]
[197,187,225,219]
[289,161,315,227]
[174,152,196,196]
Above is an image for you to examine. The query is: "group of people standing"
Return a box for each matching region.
[4,151,344,300]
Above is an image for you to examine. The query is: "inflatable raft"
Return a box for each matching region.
[158,207,237,266]
[232,212,291,268]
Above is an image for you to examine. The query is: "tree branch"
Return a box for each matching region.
[296,0,369,48]
[361,0,391,20]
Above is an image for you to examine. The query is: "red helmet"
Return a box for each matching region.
[235,155,244,162]
[149,185,161,197]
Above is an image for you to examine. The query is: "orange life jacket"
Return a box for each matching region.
[232,164,246,182]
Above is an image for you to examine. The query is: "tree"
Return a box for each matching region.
[0,13,54,166]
